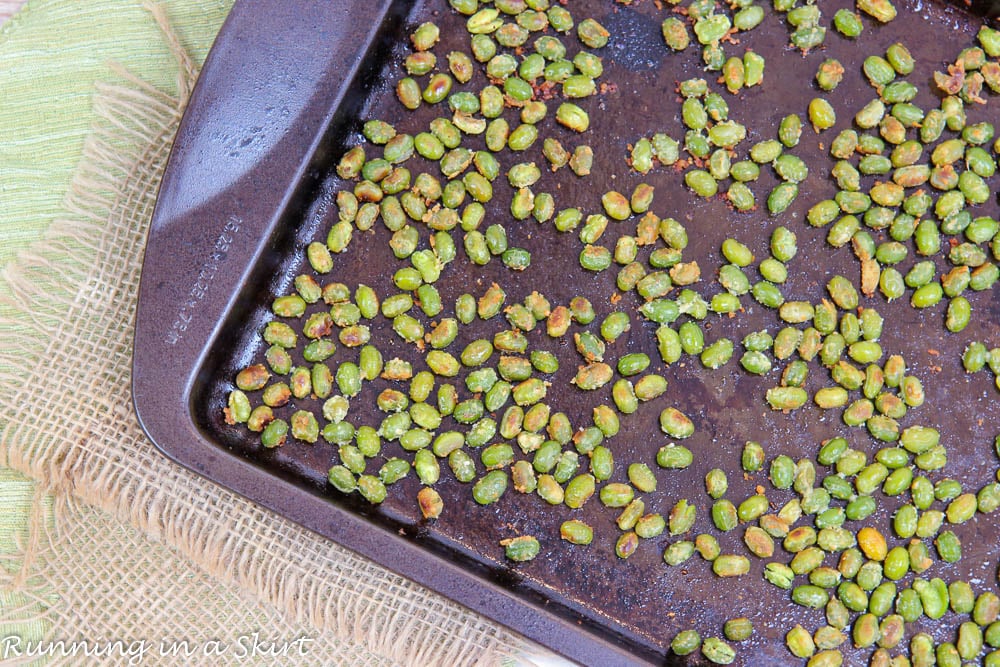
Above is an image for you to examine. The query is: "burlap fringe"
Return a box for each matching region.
[0,5,525,665]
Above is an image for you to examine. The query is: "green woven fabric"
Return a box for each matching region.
[0,0,231,271]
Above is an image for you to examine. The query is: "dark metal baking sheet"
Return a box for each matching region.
[134,0,1000,664]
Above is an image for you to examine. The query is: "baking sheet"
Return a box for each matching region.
[136,0,1000,663]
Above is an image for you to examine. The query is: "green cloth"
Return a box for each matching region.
[0,0,232,272]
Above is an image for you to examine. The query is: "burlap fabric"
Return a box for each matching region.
[0,2,553,664]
